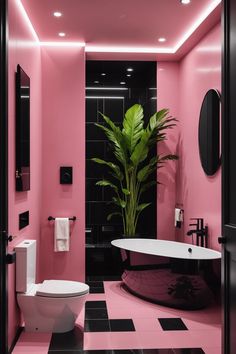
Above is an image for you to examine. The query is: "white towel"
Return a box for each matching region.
[175,208,183,227]
[54,218,70,252]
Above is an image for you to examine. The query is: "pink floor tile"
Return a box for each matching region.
[87,293,106,301]
[189,330,221,347]
[108,307,162,319]
[184,318,222,331]
[12,332,51,354]
[133,317,163,331]
[108,332,141,349]
[83,332,113,350]
[136,331,196,349]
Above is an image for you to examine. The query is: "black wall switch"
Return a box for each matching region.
[60,166,73,184]
[19,211,29,230]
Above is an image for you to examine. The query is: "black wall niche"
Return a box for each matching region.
[85,61,157,278]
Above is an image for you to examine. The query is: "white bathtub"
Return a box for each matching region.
[111,238,221,260]
[111,238,221,309]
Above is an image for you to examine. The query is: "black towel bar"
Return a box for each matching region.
[48,216,76,221]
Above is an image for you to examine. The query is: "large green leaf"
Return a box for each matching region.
[107,212,122,221]
[137,203,151,212]
[130,129,150,166]
[112,197,126,208]
[98,113,127,165]
[96,180,118,191]
[122,104,144,154]
[122,188,130,195]
[137,157,158,182]
[91,158,123,181]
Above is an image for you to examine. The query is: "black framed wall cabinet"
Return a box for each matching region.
[0,0,9,353]
[222,0,236,353]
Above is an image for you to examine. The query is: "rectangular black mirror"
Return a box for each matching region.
[15,65,30,191]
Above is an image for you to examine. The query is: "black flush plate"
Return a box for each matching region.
[60,166,73,184]
[19,211,29,230]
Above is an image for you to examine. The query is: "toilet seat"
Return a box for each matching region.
[36,280,89,298]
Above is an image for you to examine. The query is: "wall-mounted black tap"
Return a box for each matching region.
[186,218,208,247]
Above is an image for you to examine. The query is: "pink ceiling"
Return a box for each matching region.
[21,0,221,59]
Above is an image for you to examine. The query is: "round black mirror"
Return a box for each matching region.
[198,89,221,176]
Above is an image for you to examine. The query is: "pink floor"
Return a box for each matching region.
[13,281,222,354]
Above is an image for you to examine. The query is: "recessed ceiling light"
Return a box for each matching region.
[180,0,191,4]
[94,80,99,84]
[53,12,62,17]
[58,32,66,37]
[158,38,166,42]
[101,73,106,76]
[127,68,133,72]
[120,81,126,85]
[126,74,131,77]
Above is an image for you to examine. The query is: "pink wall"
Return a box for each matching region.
[157,23,221,251]
[8,0,42,347]
[157,63,180,241]
[6,2,220,347]
[39,46,85,283]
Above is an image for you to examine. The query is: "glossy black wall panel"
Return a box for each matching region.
[85,61,157,276]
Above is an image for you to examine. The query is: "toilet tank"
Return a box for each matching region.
[15,240,36,293]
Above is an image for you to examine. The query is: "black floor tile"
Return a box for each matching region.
[172,349,205,354]
[85,308,108,320]
[110,319,135,332]
[85,301,107,309]
[84,319,110,332]
[87,281,104,288]
[89,287,105,294]
[48,326,83,351]
[158,318,188,331]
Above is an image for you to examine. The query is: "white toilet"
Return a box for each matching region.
[15,239,89,333]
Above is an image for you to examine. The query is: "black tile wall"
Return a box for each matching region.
[86,141,105,159]
[86,122,106,141]
[86,61,157,278]
[103,99,124,122]
[86,99,98,122]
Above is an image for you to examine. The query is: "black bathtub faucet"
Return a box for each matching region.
[186,218,208,248]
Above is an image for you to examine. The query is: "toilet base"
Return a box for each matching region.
[17,291,88,333]
[24,313,76,333]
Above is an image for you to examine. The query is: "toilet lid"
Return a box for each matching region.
[36,280,89,298]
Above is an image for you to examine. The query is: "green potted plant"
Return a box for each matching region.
[92,104,178,237]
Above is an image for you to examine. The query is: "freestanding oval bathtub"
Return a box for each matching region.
[111,238,221,310]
